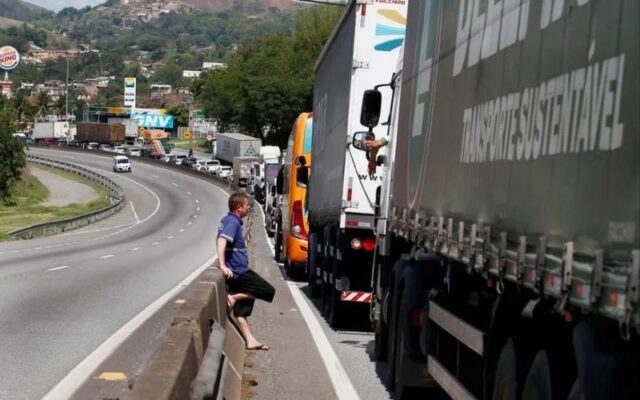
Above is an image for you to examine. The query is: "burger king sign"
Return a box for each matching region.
[0,46,20,71]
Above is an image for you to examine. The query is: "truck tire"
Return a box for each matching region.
[522,350,557,400]
[492,338,533,400]
[307,234,320,297]
[274,222,284,263]
[374,317,388,361]
[327,258,344,328]
[393,293,421,399]
[385,281,401,389]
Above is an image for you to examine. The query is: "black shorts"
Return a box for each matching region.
[227,269,275,318]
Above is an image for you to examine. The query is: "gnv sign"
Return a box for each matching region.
[130,112,174,129]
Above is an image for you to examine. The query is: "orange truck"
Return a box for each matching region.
[275,112,313,278]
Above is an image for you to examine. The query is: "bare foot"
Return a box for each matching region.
[246,341,270,350]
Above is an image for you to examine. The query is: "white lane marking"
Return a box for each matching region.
[152,175,159,178]
[188,222,192,225]
[195,199,199,204]
[131,247,140,251]
[130,201,141,224]
[48,265,69,272]
[193,215,198,219]
[187,191,192,196]
[172,182,179,187]
[167,236,173,240]
[152,242,160,245]
[43,254,219,400]
[179,229,185,233]
[256,206,359,400]
[100,254,114,259]
[197,207,200,211]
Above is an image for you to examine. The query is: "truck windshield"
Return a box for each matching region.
[303,118,313,154]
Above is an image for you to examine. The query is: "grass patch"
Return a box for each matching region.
[0,164,112,240]
[168,137,211,153]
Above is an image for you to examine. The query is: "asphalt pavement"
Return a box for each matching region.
[0,148,227,399]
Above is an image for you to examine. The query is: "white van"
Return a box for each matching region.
[113,155,132,173]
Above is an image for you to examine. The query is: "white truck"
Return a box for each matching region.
[32,121,70,142]
[305,0,408,327]
[215,133,261,164]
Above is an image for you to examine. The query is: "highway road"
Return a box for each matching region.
[0,148,229,399]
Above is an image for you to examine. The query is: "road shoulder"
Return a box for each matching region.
[241,209,336,399]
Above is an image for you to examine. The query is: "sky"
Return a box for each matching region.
[25,0,106,12]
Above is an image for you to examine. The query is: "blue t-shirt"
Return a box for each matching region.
[217,213,249,276]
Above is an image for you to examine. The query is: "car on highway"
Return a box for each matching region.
[99,143,114,152]
[86,142,99,150]
[173,154,187,165]
[214,166,232,180]
[113,146,127,154]
[126,147,142,157]
[112,155,132,173]
[201,160,222,173]
[181,157,198,169]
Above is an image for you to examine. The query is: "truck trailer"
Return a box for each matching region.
[355,1,640,399]
[76,122,125,145]
[32,121,70,142]
[215,133,261,164]
[306,0,408,327]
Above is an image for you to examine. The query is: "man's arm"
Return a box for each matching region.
[216,237,234,279]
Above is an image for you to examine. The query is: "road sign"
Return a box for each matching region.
[124,77,136,108]
[183,130,192,140]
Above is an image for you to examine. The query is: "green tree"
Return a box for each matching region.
[0,104,25,199]
[165,105,189,127]
[194,5,343,148]
[35,91,51,117]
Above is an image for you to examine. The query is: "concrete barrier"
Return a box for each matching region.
[126,215,256,400]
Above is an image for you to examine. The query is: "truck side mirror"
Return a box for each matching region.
[352,131,375,151]
[276,165,284,195]
[360,89,382,128]
[296,166,309,188]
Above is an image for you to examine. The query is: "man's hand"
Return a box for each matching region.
[220,264,234,279]
[363,139,385,151]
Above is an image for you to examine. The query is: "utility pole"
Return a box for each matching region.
[65,53,69,121]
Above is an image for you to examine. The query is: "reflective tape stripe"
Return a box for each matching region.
[340,291,372,303]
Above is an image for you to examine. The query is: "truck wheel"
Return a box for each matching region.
[522,350,555,400]
[307,261,319,297]
[374,318,388,361]
[393,294,421,399]
[385,283,400,390]
[493,338,533,400]
[274,223,283,262]
[327,285,343,328]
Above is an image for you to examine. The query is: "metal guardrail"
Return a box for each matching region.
[8,155,125,239]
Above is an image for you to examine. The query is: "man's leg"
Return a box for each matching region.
[227,292,255,309]
[235,315,263,349]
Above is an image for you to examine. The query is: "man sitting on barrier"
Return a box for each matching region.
[217,192,275,350]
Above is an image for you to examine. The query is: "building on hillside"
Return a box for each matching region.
[182,70,201,78]
[202,62,226,70]
[150,84,172,97]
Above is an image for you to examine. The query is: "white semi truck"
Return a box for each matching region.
[305,0,408,327]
